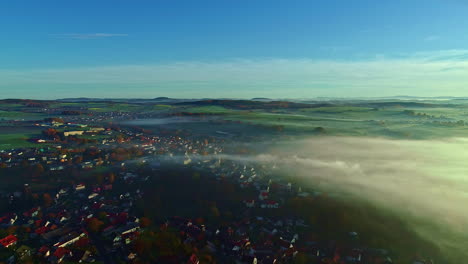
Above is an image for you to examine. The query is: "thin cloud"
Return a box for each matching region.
[1,49,468,99]
[50,33,129,39]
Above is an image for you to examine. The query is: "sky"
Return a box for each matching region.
[1,0,468,99]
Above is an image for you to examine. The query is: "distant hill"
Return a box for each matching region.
[251,97,273,101]
[175,99,333,110]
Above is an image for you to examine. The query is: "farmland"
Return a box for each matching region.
[1,98,468,263]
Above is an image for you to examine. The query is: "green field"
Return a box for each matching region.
[48,102,175,113]
[0,110,46,121]
[173,104,468,139]
[0,133,40,149]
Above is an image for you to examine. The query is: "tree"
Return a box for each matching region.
[42,193,53,207]
[293,252,309,264]
[209,205,220,218]
[139,217,152,228]
[42,128,58,137]
[86,218,104,233]
[44,117,64,123]
[195,217,205,225]
[97,212,108,222]
[116,135,125,143]
[73,156,83,164]
[32,163,44,177]
[95,173,104,185]
[153,231,183,257]
[108,172,116,184]
[20,160,29,168]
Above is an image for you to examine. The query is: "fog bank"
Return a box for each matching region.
[254,137,468,256]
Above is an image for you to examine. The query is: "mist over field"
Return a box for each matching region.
[154,135,468,259]
[249,137,468,258]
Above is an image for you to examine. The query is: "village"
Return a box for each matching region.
[0,115,433,264]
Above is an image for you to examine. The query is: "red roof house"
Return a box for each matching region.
[0,235,18,248]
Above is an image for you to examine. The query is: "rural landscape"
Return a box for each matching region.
[2,1,468,263]
[0,97,467,264]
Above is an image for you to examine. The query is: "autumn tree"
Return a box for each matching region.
[32,163,45,178]
[44,117,64,123]
[73,156,83,164]
[42,128,58,137]
[139,217,152,228]
[86,218,104,233]
[42,193,53,207]
[108,172,116,184]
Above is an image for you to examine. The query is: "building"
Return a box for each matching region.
[0,235,18,248]
[64,131,85,137]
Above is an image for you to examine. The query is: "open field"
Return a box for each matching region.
[0,133,37,149]
[0,125,48,150]
[159,102,468,139]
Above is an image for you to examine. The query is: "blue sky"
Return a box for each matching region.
[1,0,468,99]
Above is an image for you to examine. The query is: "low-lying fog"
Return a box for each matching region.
[141,135,467,257]
[255,137,468,257]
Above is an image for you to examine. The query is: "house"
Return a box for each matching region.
[127,252,137,261]
[75,250,93,263]
[52,247,71,263]
[81,161,94,169]
[187,253,200,264]
[261,200,279,209]
[41,227,72,241]
[113,234,122,247]
[50,165,65,171]
[259,187,269,200]
[55,231,87,248]
[23,207,41,218]
[109,212,128,226]
[344,249,362,263]
[87,127,105,133]
[38,245,50,258]
[244,200,255,208]
[35,226,50,235]
[121,224,140,236]
[0,235,18,248]
[123,172,137,180]
[75,183,86,191]
[121,230,139,245]
[0,213,17,226]
[88,193,99,199]
[63,131,84,136]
